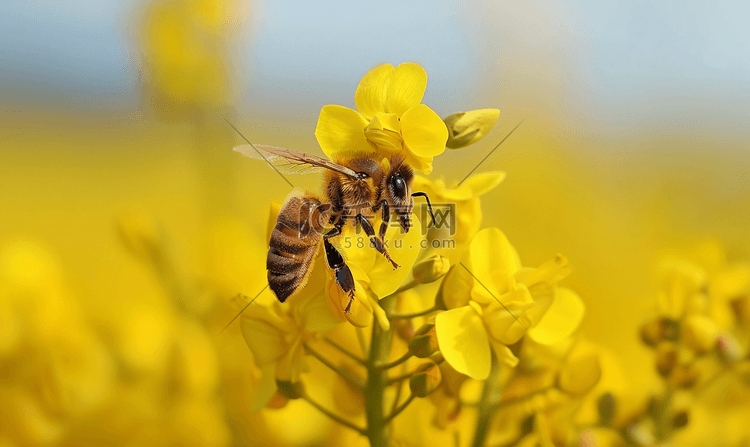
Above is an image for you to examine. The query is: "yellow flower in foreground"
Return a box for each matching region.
[435,228,584,380]
[315,63,448,174]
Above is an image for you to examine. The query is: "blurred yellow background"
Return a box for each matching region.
[2,0,749,445]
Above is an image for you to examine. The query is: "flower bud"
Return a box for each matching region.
[655,342,678,377]
[412,255,450,284]
[597,392,616,426]
[275,380,304,400]
[681,315,719,354]
[443,109,501,149]
[408,323,439,358]
[393,318,415,341]
[671,364,700,389]
[640,317,679,347]
[672,411,689,429]
[409,361,442,397]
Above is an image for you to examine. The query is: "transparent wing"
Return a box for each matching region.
[234,148,321,175]
[233,144,358,177]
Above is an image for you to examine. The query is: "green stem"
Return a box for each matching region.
[365,321,392,447]
[303,341,364,390]
[384,394,415,425]
[302,394,365,434]
[386,357,444,385]
[376,351,412,370]
[324,337,366,365]
[653,383,674,441]
[388,306,438,320]
[393,279,419,295]
[471,360,503,447]
[389,364,407,414]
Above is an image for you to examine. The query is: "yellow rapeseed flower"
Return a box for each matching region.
[435,228,584,380]
[240,267,341,410]
[315,63,448,174]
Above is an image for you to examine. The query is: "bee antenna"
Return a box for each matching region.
[411,192,436,227]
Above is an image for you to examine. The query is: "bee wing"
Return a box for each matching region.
[233,144,359,178]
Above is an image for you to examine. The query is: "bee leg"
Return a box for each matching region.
[356,214,400,269]
[372,200,390,242]
[323,225,356,313]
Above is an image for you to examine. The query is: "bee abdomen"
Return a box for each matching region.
[267,195,325,303]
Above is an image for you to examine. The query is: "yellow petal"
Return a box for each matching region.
[528,287,585,345]
[337,224,376,273]
[364,112,404,153]
[438,171,506,202]
[483,284,535,344]
[369,214,424,298]
[250,364,278,411]
[469,228,521,303]
[275,341,304,382]
[384,62,427,117]
[461,171,506,197]
[403,151,434,175]
[441,264,473,309]
[516,254,572,290]
[368,112,401,133]
[314,105,373,159]
[435,306,491,380]
[240,305,288,365]
[326,264,374,328]
[294,263,342,333]
[489,339,520,368]
[355,63,394,119]
[681,314,720,353]
[444,108,501,149]
[401,104,448,158]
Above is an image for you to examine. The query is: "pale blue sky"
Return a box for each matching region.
[1,0,748,125]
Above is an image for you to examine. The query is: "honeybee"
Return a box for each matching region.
[234,143,436,314]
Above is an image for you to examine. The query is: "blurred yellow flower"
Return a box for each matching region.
[315,63,448,174]
[138,0,239,117]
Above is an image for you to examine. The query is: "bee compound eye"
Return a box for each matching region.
[392,175,406,197]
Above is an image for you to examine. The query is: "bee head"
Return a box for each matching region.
[384,157,414,232]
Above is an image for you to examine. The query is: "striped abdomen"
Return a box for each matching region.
[267,195,325,302]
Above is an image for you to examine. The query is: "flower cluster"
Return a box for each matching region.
[0,231,230,447]
[233,62,594,447]
[566,244,750,447]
